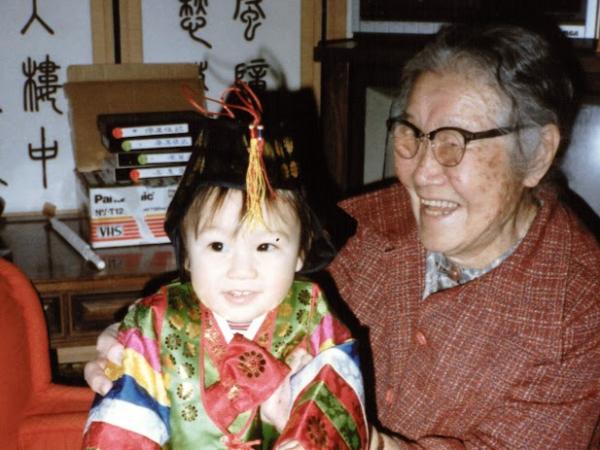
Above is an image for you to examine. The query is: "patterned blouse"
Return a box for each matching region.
[423,239,522,299]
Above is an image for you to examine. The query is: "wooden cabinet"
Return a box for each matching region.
[0,216,176,380]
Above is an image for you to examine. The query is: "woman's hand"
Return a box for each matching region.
[84,322,123,395]
[260,347,312,432]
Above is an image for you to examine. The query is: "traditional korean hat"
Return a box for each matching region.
[164,81,336,276]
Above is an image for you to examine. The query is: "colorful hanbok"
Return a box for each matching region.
[83,279,368,450]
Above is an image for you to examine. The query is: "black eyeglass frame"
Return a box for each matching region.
[386,117,521,167]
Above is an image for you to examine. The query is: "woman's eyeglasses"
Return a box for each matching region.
[386,118,520,167]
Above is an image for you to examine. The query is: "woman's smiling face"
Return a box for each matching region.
[394,71,537,268]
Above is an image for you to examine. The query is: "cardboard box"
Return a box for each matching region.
[76,171,178,248]
[65,63,204,247]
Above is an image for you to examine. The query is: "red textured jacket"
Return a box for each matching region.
[329,183,600,449]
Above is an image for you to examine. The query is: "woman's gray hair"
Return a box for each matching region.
[390,22,581,183]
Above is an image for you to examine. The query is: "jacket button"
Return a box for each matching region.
[385,388,394,405]
[415,330,427,346]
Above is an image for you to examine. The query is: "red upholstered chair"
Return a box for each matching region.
[0,257,94,450]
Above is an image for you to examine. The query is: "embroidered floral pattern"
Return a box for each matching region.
[181,404,198,421]
[171,296,185,311]
[272,341,284,357]
[307,416,328,447]
[185,321,200,339]
[237,350,266,378]
[188,304,201,321]
[178,362,195,379]
[280,335,304,361]
[278,303,293,318]
[277,323,292,338]
[162,353,176,370]
[296,309,308,324]
[298,289,311,305]
[183,341,196,358]
[169,313,185,330]
[177,382,194,400]
[165,333,182,350]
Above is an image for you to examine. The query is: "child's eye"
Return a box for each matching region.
[257,243,275,252]
[208,242,224,251]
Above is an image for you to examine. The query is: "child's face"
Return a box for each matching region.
[185,190,303,323]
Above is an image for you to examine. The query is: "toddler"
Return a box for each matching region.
[82,86,367,450]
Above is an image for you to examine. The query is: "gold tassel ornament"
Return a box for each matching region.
[244,124,272,227]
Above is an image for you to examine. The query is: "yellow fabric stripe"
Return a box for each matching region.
[121,347,170,407]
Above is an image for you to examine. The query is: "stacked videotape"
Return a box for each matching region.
[97,111,202,184]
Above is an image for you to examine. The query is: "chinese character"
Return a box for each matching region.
[22,55,63,115]
[233,0,265,41]
[235,58,269,92]
[197,61,209,91]
[21,0,54,35]
[28,126,58,188]
[179,0,212,48]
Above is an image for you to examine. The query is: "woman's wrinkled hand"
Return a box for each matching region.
[84,322,123,395]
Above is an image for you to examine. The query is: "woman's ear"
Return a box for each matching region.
[523,124,561,188]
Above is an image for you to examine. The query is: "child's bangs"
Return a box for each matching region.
[183,186,302,239]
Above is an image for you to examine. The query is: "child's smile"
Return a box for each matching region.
[223,290,259,304]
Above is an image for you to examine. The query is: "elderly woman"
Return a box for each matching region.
[329,22,600,448]
[85,22,600,449]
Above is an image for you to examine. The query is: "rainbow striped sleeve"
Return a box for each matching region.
[83,293,171,449]
[275,284,368,449]
[282,341,368,449]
